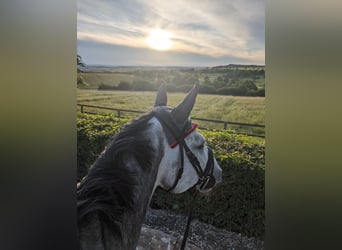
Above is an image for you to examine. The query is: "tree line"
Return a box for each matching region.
[78,54,265,97]
[98,69,265,97]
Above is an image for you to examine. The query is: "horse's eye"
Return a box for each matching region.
[198,143,205,150]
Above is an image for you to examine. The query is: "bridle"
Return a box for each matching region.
[153,107,217,250]
[153,107,216,192]
[153,107,216,249]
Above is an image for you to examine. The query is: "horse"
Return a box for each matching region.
[77,83,222,250]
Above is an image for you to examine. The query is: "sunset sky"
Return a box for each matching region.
[77,0,264,67]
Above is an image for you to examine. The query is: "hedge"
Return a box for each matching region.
[77,113,129,178]
[77,113,265,239]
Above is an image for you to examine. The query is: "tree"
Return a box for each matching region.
[77,54,85,73]
[117,81,131,90]
[240,80,258,91]
[213,76,226,89]
[77,54,85,67]
[77,54,86,87]
[199,84,217,94]
[203,75,211,85]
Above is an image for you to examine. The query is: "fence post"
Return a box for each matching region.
[81,105,83,113]
[224,122,227,130]
[117,110,121,118]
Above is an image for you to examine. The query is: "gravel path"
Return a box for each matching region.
[138,209,264,250]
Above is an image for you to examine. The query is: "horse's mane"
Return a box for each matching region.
[77,112,156,235]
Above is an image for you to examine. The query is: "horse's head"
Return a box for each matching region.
[152,84,222,193]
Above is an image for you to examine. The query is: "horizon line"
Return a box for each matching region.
[81,63,265,68]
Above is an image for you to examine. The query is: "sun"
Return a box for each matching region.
[147,29,172,51]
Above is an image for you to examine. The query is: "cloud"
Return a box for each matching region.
[78,39,260,67]
[77,0,264,65]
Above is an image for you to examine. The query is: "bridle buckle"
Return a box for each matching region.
[199,176,211,190]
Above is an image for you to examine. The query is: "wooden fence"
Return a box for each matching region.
[77,104,265,138]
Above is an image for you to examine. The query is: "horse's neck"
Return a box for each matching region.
[79,136,164,250]
[119,156,162,248]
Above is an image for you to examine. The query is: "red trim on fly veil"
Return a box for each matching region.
[170,123,198,148]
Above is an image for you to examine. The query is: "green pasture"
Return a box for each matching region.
[77,89,265,134]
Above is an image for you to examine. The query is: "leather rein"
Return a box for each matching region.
[153,108,216,249]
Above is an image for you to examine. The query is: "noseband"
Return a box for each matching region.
[153,107,215,192]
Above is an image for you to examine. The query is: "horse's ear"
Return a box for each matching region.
[154,83,167,107]
[172,83,199,123]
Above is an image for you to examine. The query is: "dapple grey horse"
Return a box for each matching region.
[77,84,222,249]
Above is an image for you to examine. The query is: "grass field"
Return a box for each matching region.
[77,89,265,135]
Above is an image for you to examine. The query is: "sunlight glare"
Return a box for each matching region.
[147,29,172,51]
